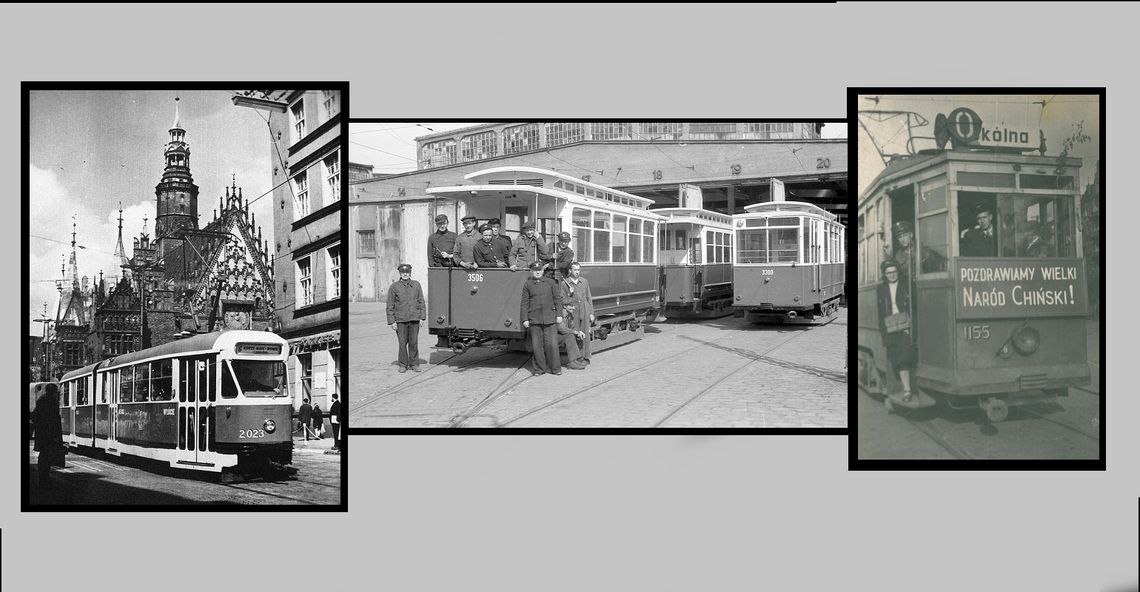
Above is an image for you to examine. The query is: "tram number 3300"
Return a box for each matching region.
[962,325,991,340]
[239,429,266,439]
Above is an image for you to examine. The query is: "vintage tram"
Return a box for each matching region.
[856,149,1091,421]
[654,207,735,317]
[58,330,293,472]
[425,166,665,353]
[732,201,845,323]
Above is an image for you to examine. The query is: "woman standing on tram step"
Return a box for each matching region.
[877,259,917,402]
[33,383,65,488]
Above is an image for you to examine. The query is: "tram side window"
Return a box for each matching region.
[101,371,111,403]
[135,363,151,403]
[572,207,592,263]
[62,381,70,407]
[207,357,217,402]
[612,215,627,262]
[152,359,173,401]
[77,378,88,406]
[919,214,950,273]
[629,218,642,262]
[642,221,655,264]
[222,362,240,399]
[120,366,134,403]
[593,211,611,263]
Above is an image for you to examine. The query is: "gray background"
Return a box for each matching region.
[1,3,1133,591]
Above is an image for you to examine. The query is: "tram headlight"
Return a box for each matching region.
[1013,326,1041,355]
[264,419,277,433]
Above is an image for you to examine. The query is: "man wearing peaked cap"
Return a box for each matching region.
[488,217,512,261]
[455,215,481,270]
[386,263,425,373]
[520,259,563,376]
[428,213,458,268]
[549,231,575,281]
[509,220,552,271]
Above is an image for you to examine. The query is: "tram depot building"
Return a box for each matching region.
[348,122,847,302]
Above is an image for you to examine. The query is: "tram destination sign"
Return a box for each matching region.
[936,107,1044,153]
[955,257,1088,319]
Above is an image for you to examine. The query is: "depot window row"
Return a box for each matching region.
[570,207,656,264]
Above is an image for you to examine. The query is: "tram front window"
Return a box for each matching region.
[223,361,288,398]
[998,195,1076,258]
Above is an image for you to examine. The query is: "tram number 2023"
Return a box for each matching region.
[467,273,484,282]
[239,429,266,439]
[962,325,991,341]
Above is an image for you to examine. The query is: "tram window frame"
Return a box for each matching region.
[135,363,151,403]
[913,181,950,276]
[996,194,1077,258]
[611,215,627,262]
[642,220,655,264]
[152,358,173,402]
[592,211,611,263]
[572,207,592,263]
[630,218,643,262]
[101,370,111,404]
[120,365,134,404]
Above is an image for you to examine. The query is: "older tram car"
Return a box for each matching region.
[856,150,1091,422]
[732,201,845,323]
[425,167,664,353]
[655,208,735,317]
[58,330,293,472]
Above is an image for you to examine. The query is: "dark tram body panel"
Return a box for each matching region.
[661,263,733,312]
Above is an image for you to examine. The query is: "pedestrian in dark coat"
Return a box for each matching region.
[387,263,426,372]
[329,394,342,449]
[428,214,459,267]
[298,397,313,440]
[33,383,64,487]
[520,260,563,375]
[312,404,324,439]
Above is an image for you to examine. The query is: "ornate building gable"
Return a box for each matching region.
[183,184,275,329]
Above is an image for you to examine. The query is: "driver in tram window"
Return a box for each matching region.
[960,204,998,257]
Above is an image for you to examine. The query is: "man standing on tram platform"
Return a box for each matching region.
[489,217,513,261]
[521,260,563,376]
[509,221,552,271]
[428,214,458,268]
[549,231,575,281]
[960,205,998,257]
[455,215,482,270]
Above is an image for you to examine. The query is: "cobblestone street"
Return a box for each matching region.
[350,302,847,428]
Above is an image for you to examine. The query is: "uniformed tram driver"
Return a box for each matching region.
[520,260,563,376]
[387,263,426,373]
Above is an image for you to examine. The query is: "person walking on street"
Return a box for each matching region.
[387,263,426,372]
[33,383,64,488]
[312,404,324,439]
[329,394,342,450]
[520,260,563,375]
[299,397,313,440]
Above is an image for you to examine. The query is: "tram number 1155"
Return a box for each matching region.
[963,325,991,341]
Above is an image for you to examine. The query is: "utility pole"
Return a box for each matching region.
[33,302,52,381]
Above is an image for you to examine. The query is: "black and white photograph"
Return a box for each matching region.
[22,86,346,508]
[853,89,1104,465]
[348,120,847,430]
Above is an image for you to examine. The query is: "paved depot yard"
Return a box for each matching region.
[350,302,847,428]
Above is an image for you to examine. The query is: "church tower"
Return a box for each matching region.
[154,96,200,244]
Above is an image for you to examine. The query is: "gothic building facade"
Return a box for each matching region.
[46,98,275,380]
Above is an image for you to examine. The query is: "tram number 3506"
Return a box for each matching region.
[467,273,484,282]
[962,325,991,341]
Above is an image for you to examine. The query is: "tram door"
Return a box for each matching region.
[177,356,215,464]
[810,218,822,296]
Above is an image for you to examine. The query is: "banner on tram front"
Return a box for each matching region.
[954,257,1089,319]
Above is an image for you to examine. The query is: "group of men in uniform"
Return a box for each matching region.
[390,213,594,376]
